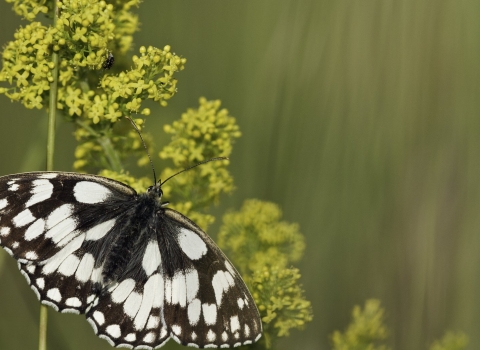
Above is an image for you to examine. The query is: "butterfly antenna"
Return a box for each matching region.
[125,116,157,184]
[160,157,229,186]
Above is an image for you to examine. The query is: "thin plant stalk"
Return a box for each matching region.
[39,3,60,350]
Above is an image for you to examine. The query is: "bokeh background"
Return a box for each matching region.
[1,0,480,349]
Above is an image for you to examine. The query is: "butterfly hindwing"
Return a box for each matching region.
[162,209,262,348]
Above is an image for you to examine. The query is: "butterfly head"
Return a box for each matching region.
[147,182,169,207]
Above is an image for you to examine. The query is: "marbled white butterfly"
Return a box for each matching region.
[0,171,262,348]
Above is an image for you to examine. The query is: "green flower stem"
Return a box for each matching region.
[46,11,59,172]
[41,3,60,350]
[75,119,123,172]
[38,305,48,350]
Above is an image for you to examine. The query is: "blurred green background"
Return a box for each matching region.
[1,0,480,349]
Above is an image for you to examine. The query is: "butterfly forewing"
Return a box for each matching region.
[0,172,262,349]
[0,172,136,314]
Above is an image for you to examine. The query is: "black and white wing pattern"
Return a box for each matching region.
[0,172,262,349]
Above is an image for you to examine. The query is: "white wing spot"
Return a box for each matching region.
[237,298,245,310]
[0,198,8,210]
[106,324,121,338]
[11,241,19,249]
[187,298,201,325]
[13,209,35,228]
[42,234,85,275]
[143,332,155,343]
[36,278,45,289]
[225,261,236,275]
[39,173,58,179]
[111,278,136,303]
[161,328,168,338]
[152,273,165,308]
[142,240,161,276]
[186,269,199,303]
[73,181,112,204]
[212,271,233,306]
[207,329,216,342]
[171,271,187,307]
[25,251,38,260]
[0,227,10,236]
[65,297,82,307]
[91,265,103,283]
[75,253,95,283]
[134,275,158,330]
[125,333,136,342]
[146,316,159,329]
[255,334,262,342]
[58,254,81,276]
[85,218,116,241]
[47,288,62,302]
[222,332,228,342]
[172,325,182,336]
[24,218,45,241]
[26,265,35,273]
[26,179,53,207]
[124,292,142,318]
[8,183,19,191]
[230,316,240,333]
[244,324,250,337]
[191,332,197,340]
[165,277,172,304]
[202,303,217,326]
[93,311,105,325]
[46,204,74,229]
[45,218,77,244]
[177,228,207,260]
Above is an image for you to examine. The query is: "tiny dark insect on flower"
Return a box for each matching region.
[103,52,114,70]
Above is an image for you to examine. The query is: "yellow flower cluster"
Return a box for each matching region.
[56,0,118,68]
[217,199,311,347]
[5,0,50,21]
[430,332,468,350]
[250,267,313,347]
[331,300,390,350]
[56,45,185,124]
[0,22,54,109]
[159,98,240,230]
[0,0,143,113]
[160,97,241,165]
[218,199,305,273]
